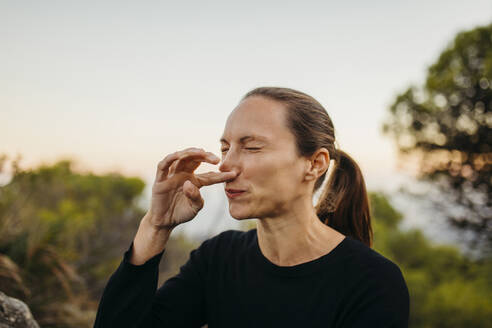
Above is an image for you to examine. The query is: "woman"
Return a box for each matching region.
[94,87,410,327]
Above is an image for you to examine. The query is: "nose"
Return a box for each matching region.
[219,149,240,175]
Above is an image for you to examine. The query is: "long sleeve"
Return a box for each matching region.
[94,240,208,328]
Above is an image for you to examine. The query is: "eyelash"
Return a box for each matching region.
[221,147,261,153]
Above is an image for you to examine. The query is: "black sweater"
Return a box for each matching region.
[94,229,409,327]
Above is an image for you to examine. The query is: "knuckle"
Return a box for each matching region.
[179,148,206,160]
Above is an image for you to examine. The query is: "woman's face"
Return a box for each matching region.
[219,96,310,220]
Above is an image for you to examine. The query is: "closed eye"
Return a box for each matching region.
[221,147,261,153]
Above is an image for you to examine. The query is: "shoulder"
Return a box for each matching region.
[341,236,405,280]
[176,229,254,275]
[336,237,410,325]
[336,236,409,307]
[193,229,256,257]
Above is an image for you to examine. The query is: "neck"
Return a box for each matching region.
[256,196,345,266]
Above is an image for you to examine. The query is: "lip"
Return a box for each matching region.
[225,189,246,199]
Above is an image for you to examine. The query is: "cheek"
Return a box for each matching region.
[244,155,303,194]
[242,156,276,183]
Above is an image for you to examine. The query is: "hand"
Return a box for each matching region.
[147,147,237,230]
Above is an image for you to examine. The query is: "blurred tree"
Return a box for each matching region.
[0,155,147,327]
[382,23,492,254]
[369,192,492,327]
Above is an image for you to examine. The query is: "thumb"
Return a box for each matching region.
[183,180,204,210]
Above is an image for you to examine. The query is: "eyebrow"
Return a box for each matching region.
[219,135,268,144]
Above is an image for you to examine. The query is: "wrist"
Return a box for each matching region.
[142,211,175,234]
[130,213,173,265]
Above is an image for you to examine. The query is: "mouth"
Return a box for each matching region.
[225,189,246,199]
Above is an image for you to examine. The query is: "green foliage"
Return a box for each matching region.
[369,192,403,229]
[382,23,492,253]
[369,192,492,327]
[1,159,146,283]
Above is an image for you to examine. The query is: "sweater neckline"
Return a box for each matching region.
[251,229,349,277]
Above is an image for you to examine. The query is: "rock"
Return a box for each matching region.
[0,291,39,328]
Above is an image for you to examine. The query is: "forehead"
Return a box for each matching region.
[220,96,293,143]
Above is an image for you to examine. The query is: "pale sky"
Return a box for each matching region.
[1,1,491,238]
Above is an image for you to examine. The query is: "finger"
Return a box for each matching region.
[183,180,204,211]
[171,151,220,175]
[156,151,180,182]
[156,148,218,181]
[175,156,218,173]
[195,171,238,187]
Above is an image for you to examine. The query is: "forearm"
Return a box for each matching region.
[130,212,173,265]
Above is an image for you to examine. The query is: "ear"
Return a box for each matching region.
[304,148,330,181]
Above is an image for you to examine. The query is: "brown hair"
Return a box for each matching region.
[242,87,373,247]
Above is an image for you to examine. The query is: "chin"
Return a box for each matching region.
[228,204,256,220]
[229,210,253,221]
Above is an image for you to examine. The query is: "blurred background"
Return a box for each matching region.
[1,0,491,327]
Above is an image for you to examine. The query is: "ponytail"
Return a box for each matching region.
[315,150,373,247]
